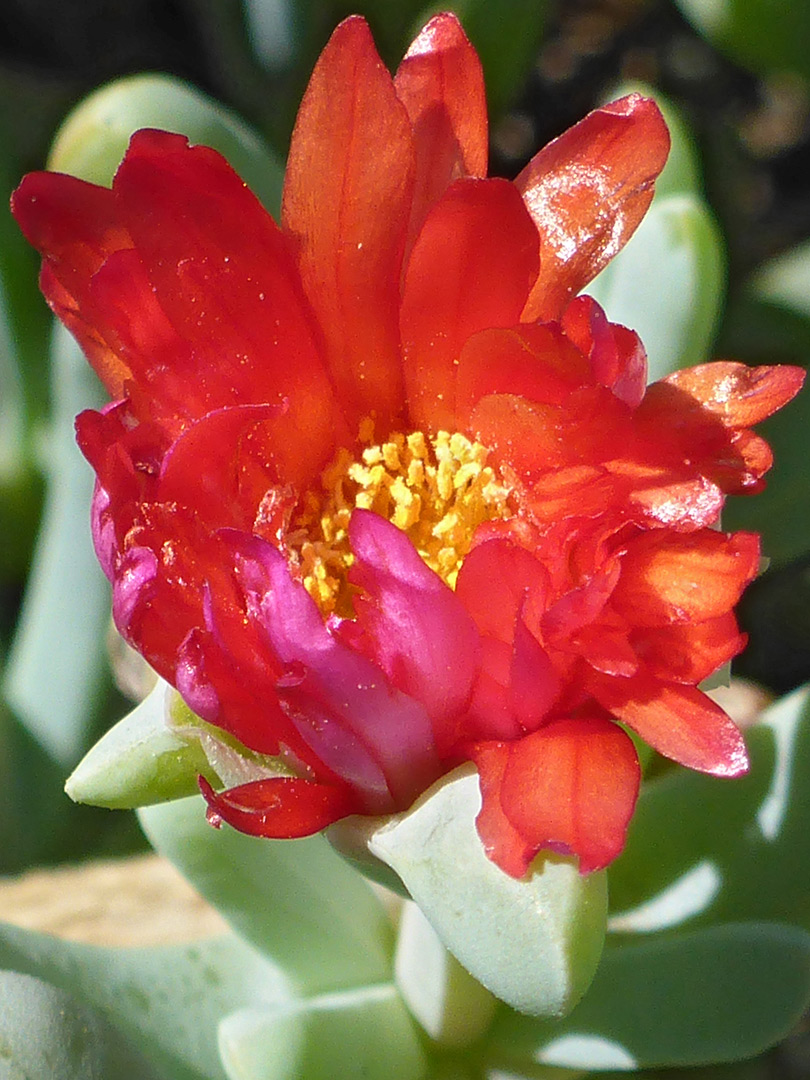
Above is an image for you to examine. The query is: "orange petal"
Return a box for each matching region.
[612,529,760,627]
[401,178,540,431]
[395,12,487,242]
[282,16,414,428]
[634,614,746,684]
[591,673,748,776]
[517,94,670,321]
[472,717,640,876]
[666,362,805,428]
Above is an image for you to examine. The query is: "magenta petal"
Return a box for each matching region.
[222,530,439,811]
[111,544,158,638]
[347,510,479,750]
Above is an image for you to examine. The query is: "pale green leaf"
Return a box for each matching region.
[65,679,216,809]
[608,686,810,935]
[0,969,162,1080]
[362,765,607,1018]
[0,923,291,1080]
[218,985,427,1080]
[48,74,284,216]
[588,194,724,381]
[487,922,810,1070]
[138,796,394,995]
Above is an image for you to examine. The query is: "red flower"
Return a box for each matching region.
[13,15,803,878]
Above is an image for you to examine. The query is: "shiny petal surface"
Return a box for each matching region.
[200,775,359,838]
[282,16,414,427]
[666,362,805,427]
[592,674,749,776]
[518,94,670,321]
[401,178,540,430]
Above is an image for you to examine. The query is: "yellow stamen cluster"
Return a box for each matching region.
[287,425,511,616]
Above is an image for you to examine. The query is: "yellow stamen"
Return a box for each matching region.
[286,424,512,616]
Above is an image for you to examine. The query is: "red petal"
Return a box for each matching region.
[200,775,359,838]
[612,530,760,628]
[12,172,133,396]
[455,323,589,424]
[561,295,647,407]
[591,673,749,776]
[518,94,670,321]
[401,178,540,431]
[469,744,537,878]
[112,131,338,436]
[395,13,487,242]
[282,16,414,428]
[666,362,805,428]
[472,717,640,877]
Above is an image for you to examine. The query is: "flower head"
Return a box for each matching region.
[13,14,803,878]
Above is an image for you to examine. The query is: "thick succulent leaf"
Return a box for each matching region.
[487,922,810,1070]
[587,194,724,381]
[0,922,291,1080]
[138,795,393,995]
[0,969,163,1080]
[47,73,283,214]
[2,324,109,766]
[394,901,497,1047]
[65,679,216,808]
[364,765,608,1018]
[608,687,810,935]
[218,985,427,1080]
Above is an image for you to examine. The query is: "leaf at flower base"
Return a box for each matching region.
[47,73,284,215]
[65,678,216,809]
[138,795,394,996]
[394,901,497,1047]
[218,984,427,1080]
[2,323,109,767]
[0,923,292,1080]
[587,193,724,382]
[486,921,810,1071]
[363,765,608,1018]
[607,686,810,936]
[0,969,163,1080]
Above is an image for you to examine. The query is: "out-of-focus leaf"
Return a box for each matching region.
[218,985,427,1080]
[447,0,549,115]
[363,766,607,1019]
[674,0,810,81]
[138,796,394,995]
[487,922,810,1071]
[608,687,810,935]
[589,194,724,381]
[2,323,109,766]
[753,238,810,321]
[66,679,216,809]
[0,969,163,1080]
[0,921,291,1080]
[394,901,497,1047]
[48,73,284,216]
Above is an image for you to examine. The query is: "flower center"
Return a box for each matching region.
[287,421,511,616]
